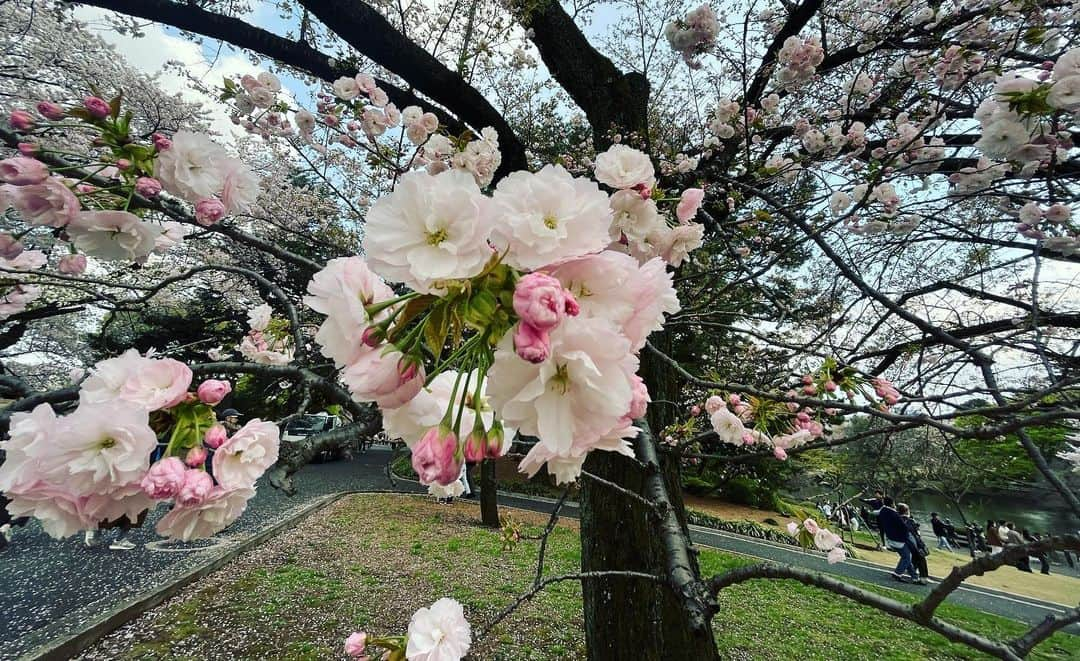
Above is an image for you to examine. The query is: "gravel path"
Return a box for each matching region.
[0,446,419,660]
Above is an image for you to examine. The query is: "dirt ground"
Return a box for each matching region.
[684,495,1080,606]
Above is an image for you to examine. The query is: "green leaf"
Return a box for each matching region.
[165,401,218,457]
[108,92,123,120]
[424,305,450,356]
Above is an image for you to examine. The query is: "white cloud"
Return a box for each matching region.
[71,7,289,142]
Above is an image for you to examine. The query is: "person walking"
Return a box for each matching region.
[878,497,919,583]
[931,512,953,551]
[1002,522,1033,573]
[986,519,1003,553]
[899,504,930,585]
[1022,530,1051,575]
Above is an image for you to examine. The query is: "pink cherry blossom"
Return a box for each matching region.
[140,457,187,499]
[195,198,227,226]
[344,632,367,657]
[341,348,424,409]
[58,254,87,275]
[135,177,162,197]
[513,272,574,331]
[83,96,110,118]
[185,446,208,468]
[155,486,254,541]
[676,188,705,223]
[513,321,551,363]
[7,178,79,227]
[405,598,471,661]
[0,156,48,185]
[196,379,231,404]
[802,518,820,535]
[212,419,280,489]
[9,110,34,130]
[786,522,800,536]
[411,426,461,486]
[36,101,64,120]
[204,424,228,450]
[176,470,213,506]
[0,234,24,260]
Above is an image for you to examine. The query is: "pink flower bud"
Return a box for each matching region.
[774,446,788,460]
[204,424,228,450]
[0,234,24,260]
[58,254,87,275]
[803,518,819,534]
[115,158,131,170]
[463,430,486,463]
[140,457,187,499]
[152,133,172,151]
[632,182,652,200]
[195,198,227,226]
[513,322,550,364]
[690,405,701,416]
[563,290,580,317]
[486,422,506,459]
[361,326,381,347]
[185,446,208,468]
[513,272,570,331]
[83,96,110,119]
[704,395,724,414]
[10,110,34,130]
[36,101,64,120]
[411,425,461,486]
[824,379,837,392]
[728,393,741,406]
[801,374,814,385]
[17,143,37,156]
[802,384,817,395]
[135,177,162,197]
[176,469,214,506]
[345,632,368,657]
[196,379,232,405]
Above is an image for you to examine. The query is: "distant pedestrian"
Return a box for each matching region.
[986,519,1003,553]
[931,512,953,551]
[220,408,242,434]
[899,504,929,585]
[1002,522,1033,573]
[878,497,919,583]
[1022,530,1051,575]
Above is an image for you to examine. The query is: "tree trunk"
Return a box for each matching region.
[579,332,719,660]
[480,458,499,527]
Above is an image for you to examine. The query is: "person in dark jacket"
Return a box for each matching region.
[931,512,954,551]
[899,504,929,584]
[986,519,1003,553]
[878,497,918,582]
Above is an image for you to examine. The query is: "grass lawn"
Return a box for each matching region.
[77,495,1079,660]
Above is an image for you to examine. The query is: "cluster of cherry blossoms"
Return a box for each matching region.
[786,518,847,564]
[225,70,502,188]
[1059,442,1080,473]
[665,4,720,68]
[235,303,295,366]
[677,360,901,463]
[1,94,259,318]
[302,140,702,487]
[0,350,279,541]
[344,597,471,661]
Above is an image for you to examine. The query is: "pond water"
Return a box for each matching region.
[901,492,1078,535]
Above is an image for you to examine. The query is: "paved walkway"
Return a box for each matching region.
[1,447,1074,659]
[0,447,420,660]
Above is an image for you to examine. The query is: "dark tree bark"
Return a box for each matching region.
[579,334,719,660]
[480,458,499,527]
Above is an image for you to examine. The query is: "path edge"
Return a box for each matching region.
[20,490,374,661]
